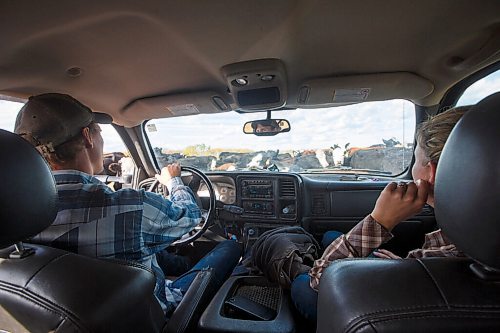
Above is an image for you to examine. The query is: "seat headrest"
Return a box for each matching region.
[0,129,58,248]
[435,92,500,269]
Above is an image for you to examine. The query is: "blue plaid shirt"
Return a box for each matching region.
[29,170,202,314]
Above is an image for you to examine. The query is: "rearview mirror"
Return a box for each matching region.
[243,119,291,136]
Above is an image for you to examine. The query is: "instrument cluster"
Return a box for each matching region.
[198,181,236,204]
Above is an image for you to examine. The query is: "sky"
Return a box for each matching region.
[1,70,499,153]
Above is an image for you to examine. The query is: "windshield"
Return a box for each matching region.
[146,100,415,175]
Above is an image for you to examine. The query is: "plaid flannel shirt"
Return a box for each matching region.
[29,170,202,314]
[309,214,464,290]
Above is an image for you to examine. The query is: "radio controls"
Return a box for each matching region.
[242,201,274,215]
[241,178,274,199]
[239,177,297,219]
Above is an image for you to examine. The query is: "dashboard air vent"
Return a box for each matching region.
[280,179,296,197]
[312,194,327,215]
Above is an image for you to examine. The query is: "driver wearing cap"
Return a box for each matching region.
[14,93,241,315]
[251,119,280,133]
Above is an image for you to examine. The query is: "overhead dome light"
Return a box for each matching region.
[235,78,248,85]
[66,66,82,77]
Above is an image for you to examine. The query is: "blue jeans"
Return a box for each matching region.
[321,230,343,249]
[290,231,341,322]
[169,240,242,293]
[291,272,318,322]
[291,230,378,321]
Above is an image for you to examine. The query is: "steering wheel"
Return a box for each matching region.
[147,166,216,246]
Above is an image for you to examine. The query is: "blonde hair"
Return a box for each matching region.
[416,106,470,164]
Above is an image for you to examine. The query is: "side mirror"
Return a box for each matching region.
[243,119,291,136]
[97,154,135,188]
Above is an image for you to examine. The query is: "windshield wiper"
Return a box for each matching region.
[302,168,391,176]
[246,163,280,172]
[266,164,280,172]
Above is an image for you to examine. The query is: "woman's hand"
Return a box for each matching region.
[372,249,402,259]
[370,179,430,231]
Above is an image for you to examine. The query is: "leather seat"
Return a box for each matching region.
[316,92,500,333]
[0,129,166,332]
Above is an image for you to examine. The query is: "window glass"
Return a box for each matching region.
[146,99,415,176]
[0,100,22,132]
[456,70,500,106]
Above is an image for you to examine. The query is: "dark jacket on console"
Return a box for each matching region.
[250,226,320,289]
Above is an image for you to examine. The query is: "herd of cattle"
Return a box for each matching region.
[150,146,413,175]
[102,144,413,177]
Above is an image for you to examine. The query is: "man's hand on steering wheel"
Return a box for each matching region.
[148,164,216,246]
[155,162,181,191]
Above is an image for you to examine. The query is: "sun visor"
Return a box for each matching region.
[121,91,232,126]
[294,72,434,107]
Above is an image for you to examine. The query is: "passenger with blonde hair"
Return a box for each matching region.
[291,106,471,322]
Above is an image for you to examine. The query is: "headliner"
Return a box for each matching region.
[1,0,499,126]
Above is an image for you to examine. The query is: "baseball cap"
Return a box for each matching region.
[14,93,113,153]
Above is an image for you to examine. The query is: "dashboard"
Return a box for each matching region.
[139,171,437,255]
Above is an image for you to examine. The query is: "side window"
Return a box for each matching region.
[456,69,500,106]
[0,100,23,132]
[100,124,133,178]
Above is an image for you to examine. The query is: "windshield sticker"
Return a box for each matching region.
[146,123,157,132]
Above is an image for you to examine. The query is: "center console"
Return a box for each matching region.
[197,175,300,332]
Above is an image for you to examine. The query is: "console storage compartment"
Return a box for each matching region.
[198,276,294,333]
